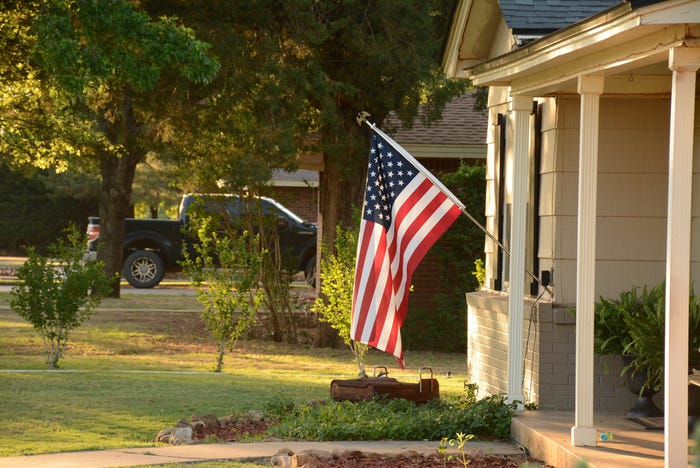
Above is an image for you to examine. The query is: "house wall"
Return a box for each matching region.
[467,92,700,410]
[546,95,675,304]
[466,291,643,410]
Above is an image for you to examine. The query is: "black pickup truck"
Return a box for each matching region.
[86,194,317,288]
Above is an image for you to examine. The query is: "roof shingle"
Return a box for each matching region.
[498,0,620,34]
[383,91,488,146]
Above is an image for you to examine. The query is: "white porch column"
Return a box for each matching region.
[506,94,532,407]
[571,74,604,447]
[664,46,700,468]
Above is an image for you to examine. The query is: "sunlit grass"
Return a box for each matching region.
[0,292,468,457]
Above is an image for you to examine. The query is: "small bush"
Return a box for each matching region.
[312,222,368,374]
[181,215,263,373]
[10,226,111,369]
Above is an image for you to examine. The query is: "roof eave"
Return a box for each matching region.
[465,0,700,94]
[466,2,634,84]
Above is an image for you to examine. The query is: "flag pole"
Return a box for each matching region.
[356,111,553,297]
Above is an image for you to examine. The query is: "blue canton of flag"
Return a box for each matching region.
[363,133,418,227]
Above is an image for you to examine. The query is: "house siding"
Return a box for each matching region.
[468,93,700,410]
[466,291,649,411]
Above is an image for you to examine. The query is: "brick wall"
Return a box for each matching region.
[269,186,319,224]
[409,253,452,311]
[465,291,656,411]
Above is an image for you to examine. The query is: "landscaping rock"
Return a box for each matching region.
[270,449,336,467]
[170,426,193,445]
[191,413,220,427]
[155,427,174,443]
[155,424,195,445]
[239,410,266,422]
[271,453,293,467]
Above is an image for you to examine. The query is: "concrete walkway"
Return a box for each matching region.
[0,440,524,467]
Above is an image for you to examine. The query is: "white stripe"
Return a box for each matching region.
[350,221,371,338]
[376,292,397,351]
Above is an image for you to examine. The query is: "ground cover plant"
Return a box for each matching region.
[0,291,471,457]
[267,393,516,441]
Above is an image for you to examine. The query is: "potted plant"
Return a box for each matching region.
[592,283,700,417]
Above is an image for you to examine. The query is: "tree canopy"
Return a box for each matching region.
[1,0,468,303]
[140,0,469,245]
[0,0,220,294]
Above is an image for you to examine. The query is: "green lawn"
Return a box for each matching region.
[0,291,468,456]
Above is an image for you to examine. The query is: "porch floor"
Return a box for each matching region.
[511,410,698,467]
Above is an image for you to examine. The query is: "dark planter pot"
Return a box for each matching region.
[689,365,700,416]
[622,355,663,418]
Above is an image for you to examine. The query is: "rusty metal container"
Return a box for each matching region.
[330,366,439,404]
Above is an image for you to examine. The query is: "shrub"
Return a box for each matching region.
[10,226,111,369]
[312,222,368,375]
[266,392,516,441]
[181,215,264,373]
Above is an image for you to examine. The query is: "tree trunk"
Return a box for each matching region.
[214,340,225,373]
[314,141,366,349]
[96,91,143,298]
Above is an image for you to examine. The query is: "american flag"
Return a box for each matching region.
[351,127,463,368]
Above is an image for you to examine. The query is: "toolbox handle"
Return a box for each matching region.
[373,366,389,378]
[418,367,434,393]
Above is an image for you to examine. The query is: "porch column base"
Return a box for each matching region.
[571,426,596,446]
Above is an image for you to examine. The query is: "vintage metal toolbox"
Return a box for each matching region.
[330,366,439,403]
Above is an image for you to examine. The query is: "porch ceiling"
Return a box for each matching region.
[459,0,700,96]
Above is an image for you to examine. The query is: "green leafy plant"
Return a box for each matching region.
[10,226,111,369]
[472,258,486,289]
[181,216,264,373]
[312,222,368,375]
[590,283,700,393]
[438,432,476,467]
[267,392,516,441]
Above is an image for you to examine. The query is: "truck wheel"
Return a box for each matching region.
[304,256,316,288]
[123,250,165,288]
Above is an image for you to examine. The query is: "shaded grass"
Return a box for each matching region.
[0,292,468,457]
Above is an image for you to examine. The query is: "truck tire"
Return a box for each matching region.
[123,250,165,288]
[304,255,316,288]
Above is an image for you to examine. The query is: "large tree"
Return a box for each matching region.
[0,0,219,295]
[140,0,467,253]
[299,1,468,246]
[138,0,468,345]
